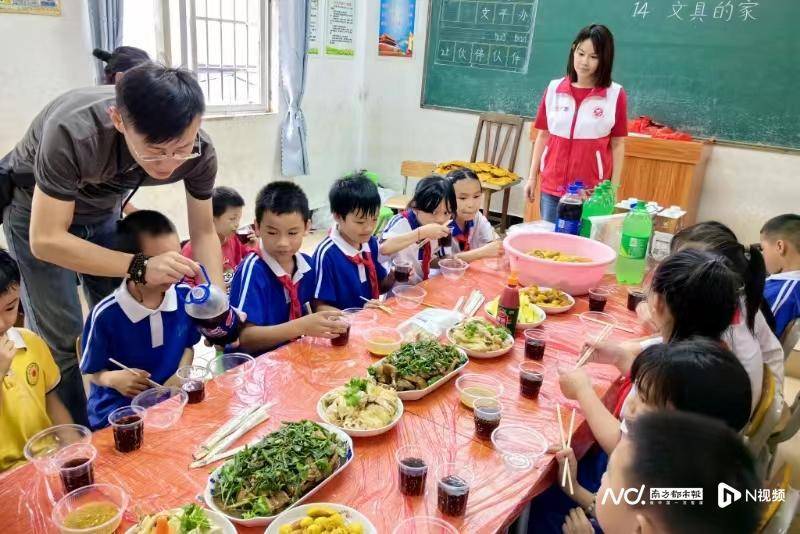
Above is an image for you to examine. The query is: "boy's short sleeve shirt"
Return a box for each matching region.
[80,283,201,429]
[313,227,387,309]
[0,328,61,471]
[765,271,800,338]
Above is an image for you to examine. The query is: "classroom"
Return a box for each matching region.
[0,0,798,533]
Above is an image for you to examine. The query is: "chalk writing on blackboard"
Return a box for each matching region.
[433,0,538,74]
[632,1,758,22]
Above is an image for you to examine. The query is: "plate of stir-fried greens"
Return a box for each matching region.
[367,340,468,400]
[204,420,353,526]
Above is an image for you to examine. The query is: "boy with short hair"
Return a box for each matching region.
[230,182,345,354]
[561,411,761,534]
[182,186,257,288]
[0,250,73,471]
[80,211,200,430]
[313,173,394,310]
[760,214,800,338]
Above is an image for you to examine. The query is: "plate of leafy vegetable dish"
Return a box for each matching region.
[204,421,353,527]
[317,378,403,437]
[367,340,468,400]
[125,504,235,534]
[447,318,514,358]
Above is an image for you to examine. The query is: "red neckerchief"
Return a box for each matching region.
[276,274,302,320]
[347,251,380,299]
[401,210,432,280]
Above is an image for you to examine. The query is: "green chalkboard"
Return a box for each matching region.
[421,0,800,149]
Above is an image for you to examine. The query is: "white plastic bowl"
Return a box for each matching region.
[393,284,427,309]
[131,387,188,430]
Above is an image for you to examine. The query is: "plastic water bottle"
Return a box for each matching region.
[579,187,605,237]
[573,180,587,200]
[615,202,653,284]
[184,265,243,346]
[555,185,583,235]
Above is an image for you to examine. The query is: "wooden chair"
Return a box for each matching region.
[385,160,437,212]
[470,113,524,233]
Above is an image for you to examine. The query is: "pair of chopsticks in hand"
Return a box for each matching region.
[109,358,162,389]
[574,323,613,369]
[557,404,576,496]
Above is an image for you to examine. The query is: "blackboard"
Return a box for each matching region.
[421,0,800,149]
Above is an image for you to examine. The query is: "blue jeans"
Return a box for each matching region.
[3,190,120,426]
[540,193,560,223]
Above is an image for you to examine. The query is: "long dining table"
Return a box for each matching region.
[0,259,644,533]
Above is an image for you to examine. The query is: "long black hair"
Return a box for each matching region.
[567,24,615,88]
[650,249,740,342]
[408,175,457,215]
[671,221,768,333]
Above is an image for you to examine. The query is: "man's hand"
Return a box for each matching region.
[145,252,200,285]
[104,369,152,397]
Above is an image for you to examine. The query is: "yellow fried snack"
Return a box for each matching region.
[433,160,519,186]
[527,249,591,263]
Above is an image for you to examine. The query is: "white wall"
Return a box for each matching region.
[360,0,800,244]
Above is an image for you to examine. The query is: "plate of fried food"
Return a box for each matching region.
[520,285,575,315]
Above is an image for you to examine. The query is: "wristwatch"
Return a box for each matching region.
[127,253,149,285]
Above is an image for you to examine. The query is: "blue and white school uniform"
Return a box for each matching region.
[449,211,496,254]
[380,210,442,284]
[765,271,800,339]
[313,225,387,310]
[80,282,200,430]
[229,245,315,334]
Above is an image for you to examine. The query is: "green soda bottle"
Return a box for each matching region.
[615,202,653,284]
[579,187,605,237]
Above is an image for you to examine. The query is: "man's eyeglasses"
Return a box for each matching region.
[122,120,202,162]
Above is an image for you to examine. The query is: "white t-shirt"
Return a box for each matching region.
[380,214,441,284]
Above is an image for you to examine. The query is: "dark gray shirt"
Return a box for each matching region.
[5,85,216,225]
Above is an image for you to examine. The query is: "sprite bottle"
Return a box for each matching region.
[615,202,653,284]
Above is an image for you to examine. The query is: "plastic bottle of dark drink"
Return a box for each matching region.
[184,265,243,346]
[555,185,583,235]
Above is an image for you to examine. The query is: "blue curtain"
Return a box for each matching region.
[279,0,310,176]
[87,0,124,84]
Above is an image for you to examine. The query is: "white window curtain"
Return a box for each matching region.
[279,0,310,176]
[88,0,124,84]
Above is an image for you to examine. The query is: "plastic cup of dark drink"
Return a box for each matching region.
[436,463,475,517]
[55,443,97,494]
[588,288,611,312]
[176,365,212,404]
[330,314,352,347]
[438,229,453,250]
[392,258,412,283]
[108,406,145,453]
[473,397,502,440]
[519,361,545,399]
[627,287,647,312]
[523,328,547,360]
[235,224,254,244]
[396,445,428,496]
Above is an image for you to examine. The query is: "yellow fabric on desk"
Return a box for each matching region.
[0,328,60,471]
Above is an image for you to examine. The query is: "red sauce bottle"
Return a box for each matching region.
[496,274,520,334]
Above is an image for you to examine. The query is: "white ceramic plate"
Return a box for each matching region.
[316,389,404,437]
[522,287,576,315]
[369,349,469,401]
[484,299,546,329]
[445,327,513,359]
[125,508,236,534]
[264,503,378,534]
[204,423,355,527]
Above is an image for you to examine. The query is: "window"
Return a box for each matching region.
[122,0,273,115]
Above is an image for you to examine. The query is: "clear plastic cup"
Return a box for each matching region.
[206,353,255,388]
[24,424,92,503]
[108,405,145,453]
[436,463,475,517]
[473,397,502,440]
[392,517,458,534]
[392,258,413,283]
[55,443,97,494]
[330,312,352,347]
[176,365,211,404]
[588,287,611,312]
[519,361,545,399]
[523,328,548,360]
[395,445,428,497]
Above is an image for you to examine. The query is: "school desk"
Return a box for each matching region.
[0,265,644,533]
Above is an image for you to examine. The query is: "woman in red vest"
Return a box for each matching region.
[524,24,628,223]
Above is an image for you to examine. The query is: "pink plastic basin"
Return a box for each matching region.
[503,232,616,295]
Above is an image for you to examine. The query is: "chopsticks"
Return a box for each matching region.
[575,323,613,368]
[359,295,393,315]
[557,404,576,496]
[453,290,485,317]
[580,314,636,334]
[109,358,162,389]
[191,402,274,466]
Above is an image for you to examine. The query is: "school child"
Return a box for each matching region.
[0,250,72,471]
[560,411,760,534]
[379,175,455,283]
[313,173,394,310]
[80,211,200,430]
[524,24,628,223]
[760,214,800,338]
[669,221,784,395]
[182,186,257,288]
[532,338,752,533]
[230,182,345,354]
[445,168,503,262]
